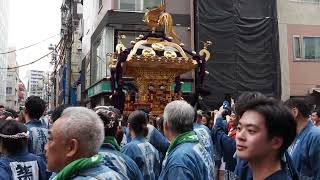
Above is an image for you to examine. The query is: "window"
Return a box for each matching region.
[294,36,301,59]
[291,0,320,3]
[91,29,108,84]
[303,37,320,60]
[116,30,150,46]
[6,87,12,95]
[118,0,162,11]
[293,36,320,61]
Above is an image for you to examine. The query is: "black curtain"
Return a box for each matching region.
[195,0,281,110]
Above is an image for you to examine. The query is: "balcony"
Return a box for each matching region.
[116,0,162,12]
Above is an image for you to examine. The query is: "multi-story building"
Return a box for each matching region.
[42,71,52,108]
[53,0,82,108]
[0,0,9,105]
[18,82,26,109]
[6,47,19,111]
[26,70,45,98]
[278,0,320,101]
[79,0,192,108]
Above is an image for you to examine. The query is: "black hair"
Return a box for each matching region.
[312,108,320,117]
[284,98,311,118]
[0,105,4,109]
[201,113,210,126]
[156,115,164,134]
[0,111,14,120]
[0,120,28,154]
[25,96,46,119]
[236,92,297,158]
[51,105,70,122]
[137,107,150,122]
[97,112,119,137]
[128,110,148,137]
[5,109,18,118]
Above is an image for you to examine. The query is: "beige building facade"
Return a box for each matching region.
[6,47,19,111]
[278,0,320,99]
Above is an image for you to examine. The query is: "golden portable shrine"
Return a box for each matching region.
[109,2,211,119]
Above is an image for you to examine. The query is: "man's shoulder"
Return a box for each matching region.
[305,126,320,142]
[167,143,201,163]
[101,149,126,163]
[194,123,211,133]
[74,164,121,180]
[122,141,139,150]
[1,153,41,163]
[309,125,320,135]
[26,119,46,128]
[265,170,292,180]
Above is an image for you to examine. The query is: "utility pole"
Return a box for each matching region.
[65,0,73,105]
[48,44,57,108]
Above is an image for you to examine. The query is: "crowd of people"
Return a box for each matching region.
[0,93,320,180]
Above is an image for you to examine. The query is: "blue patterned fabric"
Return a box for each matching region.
[146,124,170,157]
[193,123,215,162]
[71,163,121,180]
[26,119,49,157]
[0,151,47,180]
[288,121,320,180]
[159,141,215,180]
[121,136,161,180]
[100,143,143,180]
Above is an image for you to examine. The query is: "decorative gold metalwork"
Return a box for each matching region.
[128,38,190,61]
[199,41,212,61]
[152,43,165,51]
[143,1,180,42]
[114,3,212,118]
[142,48,156,57]
[116,35,126,54]
[122,50,196,117]
[108,53,117,70]
[164,50,177,59]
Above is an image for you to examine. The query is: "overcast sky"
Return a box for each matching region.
[8,0,62,84]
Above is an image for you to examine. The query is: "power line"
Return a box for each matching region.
[0,51,53,70]
[0,38,62,70]
[0,34,59,54]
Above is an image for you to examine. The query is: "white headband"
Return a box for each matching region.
[0,131,29,139]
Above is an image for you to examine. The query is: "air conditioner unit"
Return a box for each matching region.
[309,88,320,94]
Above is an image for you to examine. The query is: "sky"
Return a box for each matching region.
[8,0,62,85]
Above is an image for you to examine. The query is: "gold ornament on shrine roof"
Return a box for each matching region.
[112,1,212,118]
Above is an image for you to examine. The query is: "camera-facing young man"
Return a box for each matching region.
[235,93,297,180]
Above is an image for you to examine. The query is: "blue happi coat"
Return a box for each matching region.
[288,121,320,180]
[121,136,161,180]
[56,163,122,180]
[100,143,143,180]
[193,123,215,162]
[146,124,170,157]
[0,151,47,180]
[121,125,170,157]
[121,127,131,147]
[159,140,215,180]
[26,119,49,157]
[212,117,237,180]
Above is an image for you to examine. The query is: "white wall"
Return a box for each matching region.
[81,0,114,59]
[278,0,320,25]
[277,0,320,99]
[0,0,9,105]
